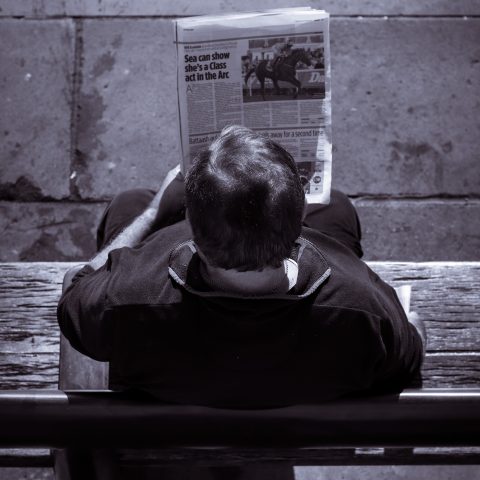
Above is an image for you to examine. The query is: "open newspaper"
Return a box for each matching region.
[394,285,411,314]
[174,8,332,204]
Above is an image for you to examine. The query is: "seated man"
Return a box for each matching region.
[58,125,424,408]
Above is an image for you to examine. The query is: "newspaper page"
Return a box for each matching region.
[394,285,411,314]
[174,8,332,204]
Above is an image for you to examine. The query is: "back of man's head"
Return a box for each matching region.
[185,125,304,271]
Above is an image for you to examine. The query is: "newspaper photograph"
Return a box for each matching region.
[174,8,332,204]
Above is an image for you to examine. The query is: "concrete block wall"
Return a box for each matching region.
[0,0,479,261]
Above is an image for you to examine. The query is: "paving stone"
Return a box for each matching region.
[63,0,480,17]
[0,202,106,261]
[355,199,480,260]
[0,1,64,16]
[332,18,480,196]
[73,18,480,199]
[73,19,179,200]
[2,0,480,17]
[0,199,478,261]
[0,19,74,200]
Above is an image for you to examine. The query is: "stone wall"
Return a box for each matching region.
[1,0,479,261]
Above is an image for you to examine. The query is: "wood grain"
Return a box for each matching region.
[369,262,480,351]
[1,262,479,389]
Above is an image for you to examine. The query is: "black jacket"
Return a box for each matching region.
[58,220,422,407]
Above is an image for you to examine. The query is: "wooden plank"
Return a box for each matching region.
[1,352,479,390]
[0,354,58,389]
[117,446,480,466]
[369,262,480,351]
[1,262,479,390]
[0,449,51,467]
[2,262,478,351]
[422,354,480,387]
[0,263,68,389]
[0,263,70,358]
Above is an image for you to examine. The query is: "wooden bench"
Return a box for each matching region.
[1,262,480,473]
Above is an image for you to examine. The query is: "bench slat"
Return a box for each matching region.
[117,446,480,466]
[1,262,479,390]
[3,447,480,468]
[0,389,479,449]
[1,352,480,390]
[0,353,58,389]
[370,262,480,351]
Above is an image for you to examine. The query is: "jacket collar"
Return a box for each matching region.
[168,237,331,300]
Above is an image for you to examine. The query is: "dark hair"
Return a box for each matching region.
[185,125,304,271]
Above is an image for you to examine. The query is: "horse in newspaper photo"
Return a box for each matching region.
[244,48,312,100]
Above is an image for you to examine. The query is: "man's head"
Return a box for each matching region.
[185,125,304,272]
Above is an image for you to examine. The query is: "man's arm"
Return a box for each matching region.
[58,165,184,359]
[88,165,181,271]
[407,311,427,356]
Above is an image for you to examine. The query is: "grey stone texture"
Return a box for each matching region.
[0,202,105,261]
[73,19,179,200]
[71,17,480,199]
[332,18,480,196]
[1,0,479,17]
[0,20,74,200]
[355,200,480,260]
[0,1,64,16]
[1,200,478,262]
[0,7,479,261]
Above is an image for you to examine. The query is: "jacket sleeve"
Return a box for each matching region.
[57,263,113,361]
[373,286,424,391]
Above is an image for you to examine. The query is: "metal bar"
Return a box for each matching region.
[0,389,479,448]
